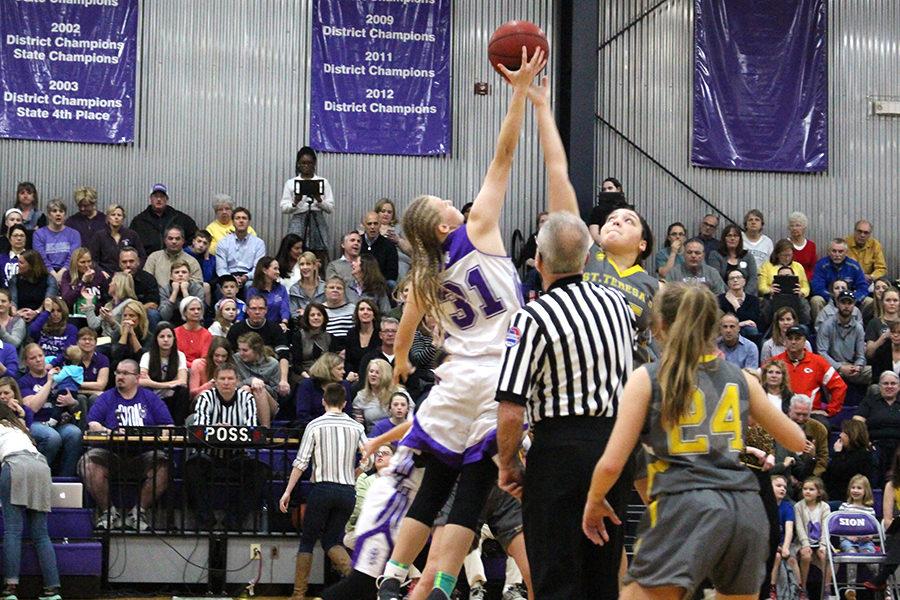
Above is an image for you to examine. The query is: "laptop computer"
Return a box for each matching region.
[51,482,83,509]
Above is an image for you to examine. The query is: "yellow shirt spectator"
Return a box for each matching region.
[845,221,887,281]
[205,219,257,254]
[758,260,810,297]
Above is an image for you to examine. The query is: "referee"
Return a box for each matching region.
[496,78,636,600]
[496,210,635,599]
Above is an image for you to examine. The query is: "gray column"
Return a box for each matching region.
[557,0,599,218]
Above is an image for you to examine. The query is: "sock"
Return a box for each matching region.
[383,559,410,582]
[433,571,457,597]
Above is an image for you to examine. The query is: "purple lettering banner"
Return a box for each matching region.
[692,0,828,172]
[310,0,451,156]
[0,0,138,145]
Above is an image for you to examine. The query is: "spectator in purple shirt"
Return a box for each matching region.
[28,297,78,360]
[246,256,291,329]
[0,338,18,381]
[18,343,83,477]
[86,204,146,275]
[74,327,110,400]
[79,359,173,530]
[65,186,107,242]
[32,199,81,283]
[59,247,111,330]
[0,224,28,289]
[369,391,411,439]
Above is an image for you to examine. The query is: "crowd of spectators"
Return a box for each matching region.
[649,205,900,514]
[1,149,433,534]
[5,159,898,595]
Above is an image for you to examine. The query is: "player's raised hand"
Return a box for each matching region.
[527,75,550,107]
[498,46,546,90]
[582,496,621,546]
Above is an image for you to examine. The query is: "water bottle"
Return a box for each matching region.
[260,501,269,534]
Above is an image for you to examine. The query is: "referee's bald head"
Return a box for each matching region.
[535,212,592,275]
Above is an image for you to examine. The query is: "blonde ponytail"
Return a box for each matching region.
[402,195,450,325]
[654,284,720,429]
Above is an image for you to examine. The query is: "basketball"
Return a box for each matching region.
[488,20,549,76]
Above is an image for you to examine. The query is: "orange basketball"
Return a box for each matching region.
[488,20,549,76]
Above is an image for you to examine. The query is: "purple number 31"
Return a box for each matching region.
[443,267,505,329]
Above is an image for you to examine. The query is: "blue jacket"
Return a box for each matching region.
[810,256,868,302]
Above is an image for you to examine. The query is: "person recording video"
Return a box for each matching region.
[280,146,334,267]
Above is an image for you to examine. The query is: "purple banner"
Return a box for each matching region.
[0,0,138,145]
[310,0,451,156]
[692,0,828,173]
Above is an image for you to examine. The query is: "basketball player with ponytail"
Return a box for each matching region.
[582,284,806,600]
[374,47,546,600]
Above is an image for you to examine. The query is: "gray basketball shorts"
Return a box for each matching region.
[625,488,768,597]
[434,484,522,550]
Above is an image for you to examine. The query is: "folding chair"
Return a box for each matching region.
[823,510,900,599]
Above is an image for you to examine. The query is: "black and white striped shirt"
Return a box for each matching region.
[496,276,636,423]
[292,411,369,485]
[193,388,258,426]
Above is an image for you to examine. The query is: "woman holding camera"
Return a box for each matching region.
[280,146,334,264]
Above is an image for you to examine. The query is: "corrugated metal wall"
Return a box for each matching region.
[0,0,553,254]
[597,0,900,272]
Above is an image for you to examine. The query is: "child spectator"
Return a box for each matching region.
[208,298,238,338]
[159,260,205,326]
[838,474,877,598]
[218,274,246,321]
[770,474,801,599]
[793,476,832,598]
[49,345,85,427]
[185,229,215,308]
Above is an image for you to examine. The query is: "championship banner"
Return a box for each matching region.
[692,0,828,173]
[0,0,139,145]
[310,0,452,156]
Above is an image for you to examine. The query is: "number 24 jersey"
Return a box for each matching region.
[642,357,759,498]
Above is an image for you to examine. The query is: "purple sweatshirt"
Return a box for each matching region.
[17,371,51,422]
[0,252,19,288]
[33,226,82,271]
[87,387,174,429]
[28,311,78,359]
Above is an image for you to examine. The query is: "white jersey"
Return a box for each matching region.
[439,226,523,360]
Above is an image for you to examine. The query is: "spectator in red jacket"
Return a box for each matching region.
[770,324,847,428]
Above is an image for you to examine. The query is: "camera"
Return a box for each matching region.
[294,179,324,198]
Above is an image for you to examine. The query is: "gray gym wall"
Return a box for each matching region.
[0,0,554,256]
[597,0,900,273]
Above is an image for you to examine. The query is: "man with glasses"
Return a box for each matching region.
[227,295,291,398]
[665,238,725,294]
[697,213,720,259]
[845,219,887,285]
[79,359,173,531]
